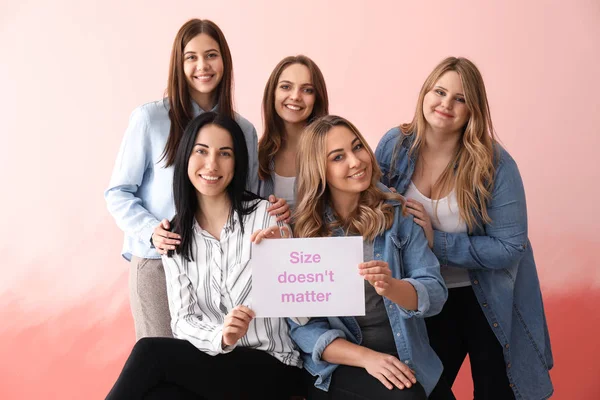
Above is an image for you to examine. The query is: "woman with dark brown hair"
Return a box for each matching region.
[104,19,286,340]
[257,55,329,210]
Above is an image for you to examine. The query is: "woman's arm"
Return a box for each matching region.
[432,151,529,271]
[104,107,160,244]
[163,255,231,355]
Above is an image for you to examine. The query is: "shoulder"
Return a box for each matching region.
[375,126,413,164]
[492,143,521,179]
[233,112,257,135]
[130,99,170,125]
[379,126,403,147]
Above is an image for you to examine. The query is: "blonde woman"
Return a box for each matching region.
[289,116,453,400]
[375,57,553,399]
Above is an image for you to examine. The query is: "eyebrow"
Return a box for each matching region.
[435,85,464,97]
[327,137,360,157]
[194,143,233,151]
[278,80,314,87]
[183,49,220,56]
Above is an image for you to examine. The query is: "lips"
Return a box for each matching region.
[284,104,303,111]
[434,110,453,118]
[200,174,221,183]
[194,74,214,83]
[348,169,366,179]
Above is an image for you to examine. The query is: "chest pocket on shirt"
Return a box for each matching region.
[390,234,409,279]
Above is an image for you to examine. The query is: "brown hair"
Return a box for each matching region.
[162,19,235,167]
[258,55,329,180]
[294,115,404,241]
[396,56,496,231]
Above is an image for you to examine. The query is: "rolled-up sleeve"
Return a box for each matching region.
[287,318,346,366]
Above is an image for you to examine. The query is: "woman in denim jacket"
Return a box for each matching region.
[289,115,453,399]
[375,57,553,399]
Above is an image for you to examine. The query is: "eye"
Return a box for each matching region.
[220,151,232,157]
[279,84,290,90]
[185,55,197,61]
[206,52,219,59]
[456,97,466,103]
[195,148,207,155]
[303,87,315,94]
[435,89,445,96]
[332,154,343,162]
[353,143,363,151]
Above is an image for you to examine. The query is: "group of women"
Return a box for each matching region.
[104,18,553,400]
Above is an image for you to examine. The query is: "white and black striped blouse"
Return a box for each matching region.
[162,200,301,367]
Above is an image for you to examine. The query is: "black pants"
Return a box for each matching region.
[106,337,306,400]
[307,365,455,400]
[425,286,516,400]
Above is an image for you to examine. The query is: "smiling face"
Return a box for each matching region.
[325,125,372,203]
[422,70,470,135]
[183,33,224,107]
[187,124,234,199]
[274,63,316,126]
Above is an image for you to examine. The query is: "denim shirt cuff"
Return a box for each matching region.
[433,230,448,267]
[395,278,430,318]
[313,329,346,365]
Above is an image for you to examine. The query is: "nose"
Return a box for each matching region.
[196,58,208,71]
[441,95,453,110]
[205,153,218,171]
[347,152,361,169]
[289,87,302,101]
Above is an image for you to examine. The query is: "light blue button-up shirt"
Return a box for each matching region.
[105,99,258,261]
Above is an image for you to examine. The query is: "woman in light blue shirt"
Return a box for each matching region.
[104,19,285,339]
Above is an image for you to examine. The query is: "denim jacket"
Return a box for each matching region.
[375,127,554,400]
[288,191,448,396]
[104,100,259,261]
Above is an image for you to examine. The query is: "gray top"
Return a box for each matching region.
[355,240,398,355]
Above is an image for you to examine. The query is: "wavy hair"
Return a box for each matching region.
[294,115,403,241]
[258,55,329,180]
[162,19,235,167]
[169,112,260,261]
[394,56,496,231]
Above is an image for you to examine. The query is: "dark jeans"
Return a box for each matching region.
[106,337,306,400]
[307,365,455,400]
[426,286,516,400]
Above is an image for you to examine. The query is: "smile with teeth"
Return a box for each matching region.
[194,74,214,82]
[349,170,366,179]
[200,174,221,182]
[285,104,303,111]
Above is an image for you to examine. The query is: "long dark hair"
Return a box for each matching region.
[169,112,260,261]
[162,19,235,167]
[258,55,329,180]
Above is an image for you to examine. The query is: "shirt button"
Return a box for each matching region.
[404,360,410,364]
[389,304,394,309]
[509,384,514,388]
[505,344,510,349]
[473,280,479,285]
[482,303,488,307]
[376,253,381,258]
[396,332,401,337]
[507,363,511,369]
[493,323,499,328]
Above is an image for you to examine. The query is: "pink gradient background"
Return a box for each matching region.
[1,0,599,398]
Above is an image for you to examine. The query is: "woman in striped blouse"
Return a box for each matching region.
[106,112,305,399]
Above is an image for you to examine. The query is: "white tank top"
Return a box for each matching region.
[272,172,296,210]
[404,181,471,288]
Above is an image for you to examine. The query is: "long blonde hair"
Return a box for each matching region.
[294,115,403,241]
[397,57,496,231]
